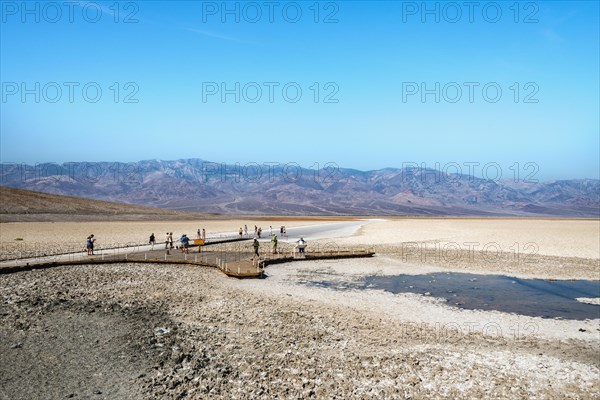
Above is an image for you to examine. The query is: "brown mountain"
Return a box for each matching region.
[1,159,598,217]
[0,186,206,222]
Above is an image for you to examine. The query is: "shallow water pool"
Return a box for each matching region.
[309,272,600,320]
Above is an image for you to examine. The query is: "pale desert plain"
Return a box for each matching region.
[0,217,599,399]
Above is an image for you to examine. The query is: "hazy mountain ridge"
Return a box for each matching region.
[1,159,598,217]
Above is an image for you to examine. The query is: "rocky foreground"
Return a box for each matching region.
[1,263,599,399]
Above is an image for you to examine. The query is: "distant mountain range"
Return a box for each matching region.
[1,159,598,217]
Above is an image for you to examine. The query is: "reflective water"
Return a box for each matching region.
[309,272,600,320]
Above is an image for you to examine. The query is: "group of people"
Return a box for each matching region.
[149,232,194,254]
[245,225,287,240]
[238,225,252,237]
[87,225,306,260]
[252,235,307,259]
[245,223,307,260]
[279,225,287,237]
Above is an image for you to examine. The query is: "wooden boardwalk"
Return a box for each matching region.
[0,238,375,278]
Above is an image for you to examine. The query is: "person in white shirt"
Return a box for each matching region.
[295,237,307,257]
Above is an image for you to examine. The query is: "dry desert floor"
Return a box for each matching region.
[0,218,598,399]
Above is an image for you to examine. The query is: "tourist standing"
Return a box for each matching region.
[149,233,155,250]
[202,228,206,240]
[90,234,96,255]
[271,234,278,254]
[253,238,260,259]
[239,227,243,238]
[86,236,92,256]
[165,232,170,249]
[168,232,174,249]
[296,237,306,257]
[179,234,190,253]
[244,225,248,237]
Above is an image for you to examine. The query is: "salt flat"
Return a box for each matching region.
[0,218,343,247]
[0,218,348,260]
[314,218,600,280]
[0,217,598,399]
[333,218,600,259]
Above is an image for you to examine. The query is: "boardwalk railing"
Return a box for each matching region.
[0,240,375,279]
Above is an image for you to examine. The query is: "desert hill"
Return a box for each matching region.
[0,186,207,222]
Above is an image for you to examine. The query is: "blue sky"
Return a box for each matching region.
[1,0,598,180]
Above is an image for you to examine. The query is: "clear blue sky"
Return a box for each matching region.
[1,1,598,180]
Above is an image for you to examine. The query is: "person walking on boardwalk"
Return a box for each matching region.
[253,238,260,259]
[149,233,155,250]
[257,227,262,238]
[165,232,170,249]
[239,227,243,238]
[254,225,258,237]
[168,232,174,249]
[271,234,278,255]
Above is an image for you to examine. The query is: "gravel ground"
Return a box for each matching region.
[1,263,598,399]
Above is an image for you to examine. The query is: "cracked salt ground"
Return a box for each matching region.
[2,263,599,399]
[307,272,600,320]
